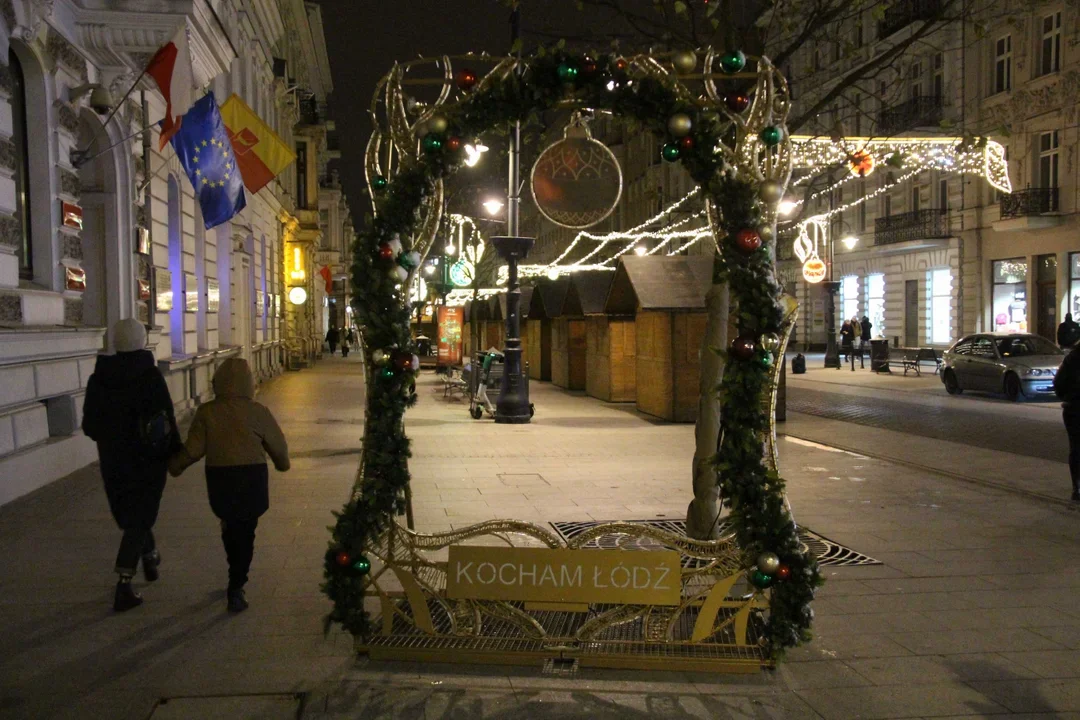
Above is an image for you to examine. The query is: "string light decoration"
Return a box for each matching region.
[444,288,502,306]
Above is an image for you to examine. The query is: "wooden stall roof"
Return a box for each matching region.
[525,278,570,320]
[604,256,713,315]
[562,271,616,317]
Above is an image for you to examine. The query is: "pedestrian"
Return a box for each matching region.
[850,316,862,351]
[82,319,179,612]
[860,315,872,349]
[839,319,854,361]
[343,327,354,357]
[325,326,339,355]
[169,358,290,612]
[1058,312,1080,349]
[1055,345,1080,502]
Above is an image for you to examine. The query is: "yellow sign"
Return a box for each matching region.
[445,546,683,606]
[802,257,827,284]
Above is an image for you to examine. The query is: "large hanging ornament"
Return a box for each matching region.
[758,180,784,204]
[661,143,681,162]
[455,68,477,90]
[735,228,762,254]
[724,93,750,113]
[530,118,623,229]
[759,126,784,147]
[802,256,827,284]
[756,552,781,575]
[730,335,757,361]
[720,50,747,74]
[667,113,693,137]
[850,150,876,177]
[672,49,697,74]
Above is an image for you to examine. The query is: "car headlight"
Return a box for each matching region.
[1020,367,1044,377]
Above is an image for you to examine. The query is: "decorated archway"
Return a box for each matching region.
[325,47,817,667]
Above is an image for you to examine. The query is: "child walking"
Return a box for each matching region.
[170,358,289,612]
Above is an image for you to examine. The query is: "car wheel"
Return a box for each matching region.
[1003,372,1022,402]
[470,406,483,419]
[944,370,963,395]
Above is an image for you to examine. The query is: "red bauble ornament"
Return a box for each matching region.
[776,564,791,581]
[455,68,477,90]
[446,136,462,152]
[731,335,757,361]
[582,60,598,76]
[724,93,750,113]
[735,228,763,254]
[394,351,412,371]
[615,58,628,71]
[335,551,352,567]
[377,243,394,260]
[678,135,694,151]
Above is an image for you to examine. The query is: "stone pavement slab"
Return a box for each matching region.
[2,359,1080,718]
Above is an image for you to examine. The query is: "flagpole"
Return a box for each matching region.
[72,118,160,168]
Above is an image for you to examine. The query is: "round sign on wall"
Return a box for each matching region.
[530,120,622,230]
[288,286,308,305]
[802,257,827,284]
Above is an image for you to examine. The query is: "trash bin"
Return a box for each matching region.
[870,338,890,373]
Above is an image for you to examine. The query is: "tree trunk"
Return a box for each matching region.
[685,281,729,540]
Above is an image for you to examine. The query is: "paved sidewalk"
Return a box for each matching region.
[2,359,1080,718]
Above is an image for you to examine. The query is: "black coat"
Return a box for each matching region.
[82,350,178,530]
[1055,346,1080,409]
[1058,320,1080,349]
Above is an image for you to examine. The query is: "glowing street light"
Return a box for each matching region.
[464,143,489,167]
[841,235,859,250]
[545,267,560,281]
[445,242,456,255]
[483,198,505,216]
[778,199,798,217]
[634,244,648,256]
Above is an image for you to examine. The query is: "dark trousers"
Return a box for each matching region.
[221,518,258,589]
[115,528,156,577]
[1065,409,1080,492]
[328,341,337,354]
[341,344,349,357]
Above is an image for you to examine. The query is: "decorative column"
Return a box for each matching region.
[491,235,532,424]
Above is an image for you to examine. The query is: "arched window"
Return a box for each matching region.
[10,49,31,279]
[167,176,184,355]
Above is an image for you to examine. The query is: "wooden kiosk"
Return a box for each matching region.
[551,281,587,391]
[524,278,567,382]
[559,272,636,403]
[605,255,713,422]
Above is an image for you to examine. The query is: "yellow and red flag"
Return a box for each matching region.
[220,94,296,194]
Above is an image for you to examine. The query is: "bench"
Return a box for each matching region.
[440,366,470,399]
[898,347,942,376]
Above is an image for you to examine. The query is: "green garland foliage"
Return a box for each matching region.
[324,50,822,660]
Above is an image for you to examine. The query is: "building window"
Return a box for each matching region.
[296,141,308,208]
[911,185,920,213]
[841,275,859,323]
[994,35,1012,94]
[1039,130,1059,189]
[909,60,922,98]
[867,273,885,337]
[10,49,31,280]
[1039,12,1062,76]
[1070,253,1080,319]
[932,52,944,97]
[930,268,952,344]
[992,259,1028,333]
[939,178,948,211]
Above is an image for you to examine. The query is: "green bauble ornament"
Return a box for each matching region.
[661,143,681,162]
[352,555,371,575]
[759,352,774,369]
[422,134,443,152]
[379,367,395,380]
[667,113,693,138]
[720,50,747,74]
[750,569,774,589]
[759,126,784,146]
[757,552,781,574]
[758,180,784,204]
[556,62,579,82]
[372,175,388,190]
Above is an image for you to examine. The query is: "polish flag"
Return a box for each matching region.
[145,26,195,150]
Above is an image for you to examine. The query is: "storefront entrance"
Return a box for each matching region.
[1036,254,1057,341]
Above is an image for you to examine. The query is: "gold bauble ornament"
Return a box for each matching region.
[672,50,698,74]
[414,120,429,138]
[428,115,448,134]
[759,225,775,243]
[758,180,784,204]
[667,113,693,138]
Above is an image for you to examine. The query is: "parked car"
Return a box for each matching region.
[941,333,1064,401]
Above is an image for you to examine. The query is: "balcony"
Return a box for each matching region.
[874,209,949,245]
[1000,187,1058,219]
[878,0,943,39]
[878,96,944,135]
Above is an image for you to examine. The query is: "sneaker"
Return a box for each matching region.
[113,581,143,612]
[226,587,249,613]
[142,550,161,583]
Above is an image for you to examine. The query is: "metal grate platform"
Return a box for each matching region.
[550,519,880,567]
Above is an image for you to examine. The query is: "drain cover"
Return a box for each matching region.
[149,693,305,720]
[550,519,880,567]
[543,657,579,675]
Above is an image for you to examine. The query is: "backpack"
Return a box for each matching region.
[137,407,173,459]
[792,353,806,374]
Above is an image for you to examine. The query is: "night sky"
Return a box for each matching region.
[311,0,651,221]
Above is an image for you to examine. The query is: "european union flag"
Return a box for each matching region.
[170,92,246,229]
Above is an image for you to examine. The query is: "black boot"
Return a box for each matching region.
[113,578,143,612]
[226,586,249,613]
[142,550,161,582]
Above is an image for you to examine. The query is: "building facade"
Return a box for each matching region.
[774,0,1080,350]
[0,0,343,506]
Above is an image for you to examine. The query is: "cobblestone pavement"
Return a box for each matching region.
[2,357,1080,718]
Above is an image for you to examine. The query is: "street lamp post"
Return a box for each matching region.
[823,170,841,369]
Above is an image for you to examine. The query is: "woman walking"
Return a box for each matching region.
[170,358,289,612]
[83,319,179,612]
[839,319,854,361]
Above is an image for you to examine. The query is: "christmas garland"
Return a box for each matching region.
[323,50,822,660]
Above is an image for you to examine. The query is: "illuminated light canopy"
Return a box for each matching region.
[290,245,305,281]
[444,288,502,306]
